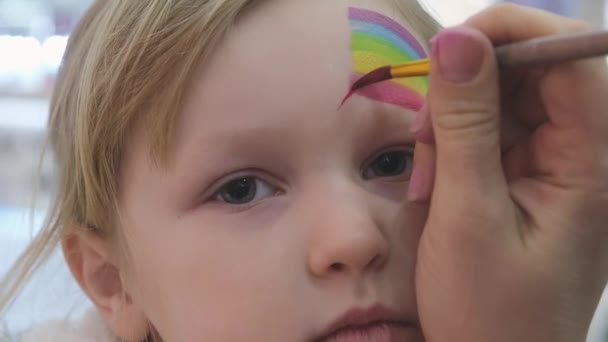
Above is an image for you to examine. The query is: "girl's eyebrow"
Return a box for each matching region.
[349,73,424,111]
[345,97,416,135]
[176,114,296,153]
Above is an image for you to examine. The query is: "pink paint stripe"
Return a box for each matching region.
[350,74,424,111]
[348,7,427,58]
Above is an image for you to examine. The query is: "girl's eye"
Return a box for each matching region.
[214,176,276,205]
[364,149,414,180]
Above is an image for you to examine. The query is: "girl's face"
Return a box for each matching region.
[118,0,429,340]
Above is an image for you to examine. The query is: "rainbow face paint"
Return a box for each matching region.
[348,7,428,111]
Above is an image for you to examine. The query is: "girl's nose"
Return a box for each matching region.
[306,192,389,279]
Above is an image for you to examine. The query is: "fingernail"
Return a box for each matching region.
[408,163,426,202]
[432,28,484,83]
[410,104,427,134]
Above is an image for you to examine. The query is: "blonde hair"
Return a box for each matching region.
[0,0,440,334]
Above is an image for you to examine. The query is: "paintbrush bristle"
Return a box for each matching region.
[352,66,393,91]
[340,66,392,107]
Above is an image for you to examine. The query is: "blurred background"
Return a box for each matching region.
[0,0,607,340]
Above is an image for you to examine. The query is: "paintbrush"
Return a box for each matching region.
[343,29,608,104]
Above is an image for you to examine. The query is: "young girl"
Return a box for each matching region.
[3,0,608,341]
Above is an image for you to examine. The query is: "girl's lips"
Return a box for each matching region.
[314,304,420,342]
[322,321,417,342]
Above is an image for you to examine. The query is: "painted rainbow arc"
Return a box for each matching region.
[348,7,428,110]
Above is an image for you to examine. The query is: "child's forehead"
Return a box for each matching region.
[234,0,418,41]
[174,0,424,149]
[213,0,422,75]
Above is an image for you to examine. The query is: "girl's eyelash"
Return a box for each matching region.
[203,170,283,203]
[222,200,262,213]
[204,169,257,195]
[361,144,415,170]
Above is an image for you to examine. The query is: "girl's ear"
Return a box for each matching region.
[62,227,150,341]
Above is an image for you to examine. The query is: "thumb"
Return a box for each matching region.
[428,27,506,196]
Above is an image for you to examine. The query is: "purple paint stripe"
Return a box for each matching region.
[349,7,427,59]
[350,74,424,111]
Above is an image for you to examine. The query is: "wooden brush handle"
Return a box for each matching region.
[495,30,608,68]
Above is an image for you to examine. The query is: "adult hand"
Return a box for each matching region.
[410,4,608,342]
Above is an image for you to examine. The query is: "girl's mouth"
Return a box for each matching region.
[314,304,420,342]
